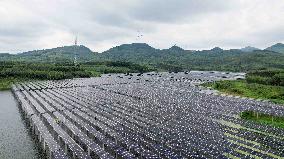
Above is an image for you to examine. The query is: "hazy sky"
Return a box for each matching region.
[0,0,283,53]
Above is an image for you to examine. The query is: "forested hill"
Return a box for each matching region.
[1,43,284,72]
[240,46,260,52]
[1,45,96,63]
[96,43,284,72]
[265,43,284,53]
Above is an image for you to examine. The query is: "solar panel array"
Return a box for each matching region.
[12,71,284,159]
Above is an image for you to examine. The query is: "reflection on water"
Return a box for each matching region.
[0,91,43,159]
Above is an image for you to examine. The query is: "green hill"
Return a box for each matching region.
[2,45,96,63]
[1,43,284,72]
[265,43,284,53]
[240,46,260,52]
[96,43,284,72]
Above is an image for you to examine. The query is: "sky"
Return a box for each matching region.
[0,0,283,53]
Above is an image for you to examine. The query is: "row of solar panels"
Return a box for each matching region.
[12,72,284,159]
[13,87,184,158]
[57,84,284,158]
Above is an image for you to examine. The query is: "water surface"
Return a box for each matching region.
[0,91,42,159]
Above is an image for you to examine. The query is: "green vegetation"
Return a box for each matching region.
[202,70,284,104]
[203,80,284,104]
[0,62,92,80]
[0,61,154,90]
[240,111,284,129]
[0,78,23,91]
[1,43,284,72]
[0,45,95,63]
[96,43,284,72]
[1,43,284,91]
[0,62,92,90]
[246,69,284,86]
[265,43,284,53]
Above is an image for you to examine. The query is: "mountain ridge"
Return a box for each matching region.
[240,46,260,52]
[1,42,283,55]
[265,43,284,53]
[1,42,283,72]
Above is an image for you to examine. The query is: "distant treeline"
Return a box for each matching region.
[246,70,284,86]
[0,61,155,90]
[2,44,284,73]
[0,61,154,81]
[96,43,284,72]
[0,62,91,80]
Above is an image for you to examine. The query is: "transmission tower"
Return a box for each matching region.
[75,36,78,46]
[74,36,78,66]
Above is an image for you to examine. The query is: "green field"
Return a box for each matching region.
[202,69,284,105]
[203,80,284,104]
[240,111,284,129]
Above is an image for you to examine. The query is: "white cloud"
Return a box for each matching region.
[0,0,283,53]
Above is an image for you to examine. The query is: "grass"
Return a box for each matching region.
[0,78,22,91]
[240,111,284,129]
[202,80,284,105]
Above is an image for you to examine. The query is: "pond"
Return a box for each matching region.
[0,91,43,159]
